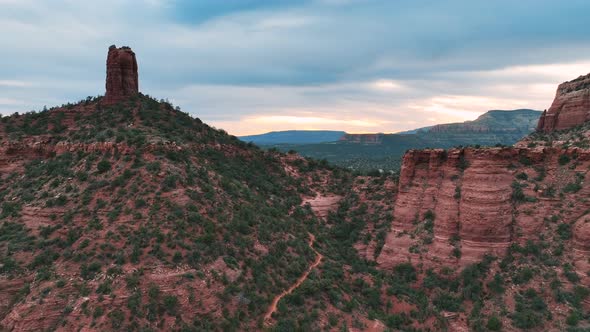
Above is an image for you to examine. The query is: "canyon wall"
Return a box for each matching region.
[378,146,590,279]
[537,73,590,132]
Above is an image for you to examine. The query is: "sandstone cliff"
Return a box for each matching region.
[537,73,590,132]
[104,45,139,104]
[377,146,590,279]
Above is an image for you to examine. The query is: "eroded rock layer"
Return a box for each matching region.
[378,146,590,270]
[537,73,590,132]
[104,45,138,104]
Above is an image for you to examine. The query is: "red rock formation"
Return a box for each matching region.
[104,45,138,104]
[377,146,590,268]
[537,73,590,132]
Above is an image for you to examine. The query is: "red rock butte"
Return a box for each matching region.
[537,72,590,132]
[104,45,139,104]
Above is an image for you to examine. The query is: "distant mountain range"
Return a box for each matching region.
[240,109,542,171]
[239,130,345,145]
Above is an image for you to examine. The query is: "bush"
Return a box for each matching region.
[513,267,534,285]
[393,263,417,283]
[458,155,469,171]
[558,154,570,165]
[97,160,111,173]
[146,161,161,174]
[108,309,125,329]
[385,313,410,329]
[423,210,435,220]
[511,289,546,329]
[487,273,505,294]
[511,181,526,203]
[163,295,179,315]
[454,186,461,199]
[433,291,462,312]
[1,202,22,218]
[565,310,581,326]
[557,223,572,240]
[563,182,582,193]
[134,198,146,208]
[93,306,104,318]
[80,262,101,280]
[486,315,502,331]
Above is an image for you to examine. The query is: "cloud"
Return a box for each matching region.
[0,80,32,87]
[1,0,590,134]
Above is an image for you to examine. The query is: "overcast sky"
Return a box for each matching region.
[1,0,590,135]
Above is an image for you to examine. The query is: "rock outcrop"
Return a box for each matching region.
[377,146,590,268]
[104,45,138,104]
[537,73,590,132]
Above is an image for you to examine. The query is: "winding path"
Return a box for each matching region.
[263,233,323,325]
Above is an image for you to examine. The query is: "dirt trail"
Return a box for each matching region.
[263,233,323,324]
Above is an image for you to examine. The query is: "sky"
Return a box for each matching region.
[1,0,590,136]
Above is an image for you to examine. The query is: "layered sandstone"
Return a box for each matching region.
[537,73,590,132]
[104,45,139,104]
[377,146,590,268]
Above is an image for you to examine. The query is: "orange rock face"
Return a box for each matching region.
[104,45,139,104]
[537,73,590,132]
[377,146,590,269]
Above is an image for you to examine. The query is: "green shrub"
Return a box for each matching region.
[1,202,22,218]
[108,309,125,329]
[511,289,546,329]
[563,182,582,193]
[558,154,570,165]
[97,160,111,173]
[486,315,502,331]
[566,310,581,326]
[393,263,417,283]
[458,155,469,171]
[454,186,461,199]
[433,291,462,312]
[513,267,534,285]
[134,198,146,208]
[487,273,505,294]
[163,295,179,315]
[511,181,526,203]
[557,223,572,240]
[93,306,104,318]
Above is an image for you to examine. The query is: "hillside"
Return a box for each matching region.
[0,93,355,331]
[239,130,345,145]
[270,109,541,172]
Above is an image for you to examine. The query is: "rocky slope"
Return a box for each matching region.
[0,47,354,331]
[0,94,352,331]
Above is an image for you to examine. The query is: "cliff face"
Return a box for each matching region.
[537,73,590,132]
[377,146,590,278]
[104,45,139,104]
